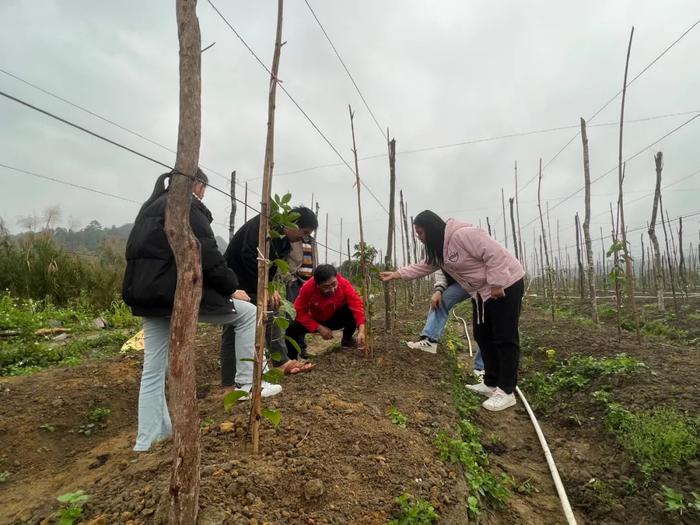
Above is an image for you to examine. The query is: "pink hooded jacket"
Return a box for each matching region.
[398,219,524,303]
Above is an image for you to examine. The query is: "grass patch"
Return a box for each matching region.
[0,330,128,376]
[521,353,646,410]
[388,406,408,428]
[594,391,699,477]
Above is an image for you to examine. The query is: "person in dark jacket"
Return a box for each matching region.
[123,169,281,452]
[222,207,318,376]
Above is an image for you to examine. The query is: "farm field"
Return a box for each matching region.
[1,297,697,524]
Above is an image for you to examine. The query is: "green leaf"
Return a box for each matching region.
[282,192,292,204]
[274,316,290,330]
[57,490,89,505]
[223,390,249,411]
[270,352,282,361]
[280,299,296,319]
[262,368,284,384]
[285,335,301,354]
[287,211,301,223]
[273,258,290,274]
[261,408,282,427]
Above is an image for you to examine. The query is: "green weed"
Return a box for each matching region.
[594,393,699,476]
[389,493,439,525]
[56,490,89,525]
[388,406,408,428]
[522,354,646,410]
[0,470,10,483]
[0,331,126,375]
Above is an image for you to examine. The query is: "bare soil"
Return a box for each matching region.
[1,300,695,524]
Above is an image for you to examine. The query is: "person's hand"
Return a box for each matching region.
[232,290,251,302]
[317,325,334,340]
[357,326,366,348]
[379,271,401,282]
[491,286,505,299]
[269,290,282,310]
[430,290,443,309]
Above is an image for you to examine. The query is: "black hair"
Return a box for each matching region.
[313,264,337,284]
[291,206,319,230]
[414,210,446,265]
[136,168,207,219]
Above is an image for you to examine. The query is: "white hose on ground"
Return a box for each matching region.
[516,386,578,525]
[451,310,473,356]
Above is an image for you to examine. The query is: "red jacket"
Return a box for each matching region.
[294,273,366,332]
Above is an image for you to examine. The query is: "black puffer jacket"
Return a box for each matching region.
[122,193,238,317]
[224,214,291,300]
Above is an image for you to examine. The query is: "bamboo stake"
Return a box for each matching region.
[244,181,248,223]
[660,203,679,312]
[509,197,519,260]
[166,0,203,521]
[250,0,284,454]
[515,161,523,266]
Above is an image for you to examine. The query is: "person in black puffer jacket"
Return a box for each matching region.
[123,169,281,452]
[222,207,318,378]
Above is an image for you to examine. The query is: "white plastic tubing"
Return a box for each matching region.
[450,309,576,524]
[516,386,578,525]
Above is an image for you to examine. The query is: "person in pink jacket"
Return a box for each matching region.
[380,210,525,412]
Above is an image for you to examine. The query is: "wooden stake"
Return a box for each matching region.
[244,181,248,223]
[501,187,508,249]
[384,135,397,333]
[515,161,524,265]
[250,0,284,455]
[229,170,237,240]
[537,158,554,319]
[509,197,519,260]
[348,104,372,356]
[580,118,598,322]
[325,212,329,264]
[167,1,203,521]
[616,27,641,343]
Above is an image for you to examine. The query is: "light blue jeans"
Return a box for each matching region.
[422,282,484,371]
[134,299,256,452]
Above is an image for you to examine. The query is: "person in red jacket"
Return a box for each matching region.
[285,264,366,356]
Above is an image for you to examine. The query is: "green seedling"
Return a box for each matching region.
[388,406,408,428]
[389,493,439,525]
[57,490,89,525]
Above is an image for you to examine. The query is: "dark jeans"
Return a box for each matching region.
[472,278,524,394]
[285,305,357,359]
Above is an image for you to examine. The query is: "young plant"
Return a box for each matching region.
[0,471,10,483]
[388,406,408,428]
[662,485,686,515]
[56,490,89,525]
[389,493,439,525]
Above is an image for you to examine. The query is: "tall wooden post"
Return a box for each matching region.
[384,135,397,333]
[509,197,519,260]
[575,213,585,299]
[515,161,523,267]
[348,105,372,355]
[229,170,237,240]
[537,158,554,319]
[339,217,343,267]
[250,0,284,454]
[617,27,641,342]
[501,187,508,249]
[244,181,248,223]
[325,212,329,264]
[166,1,203,522]
[580,118,598,322]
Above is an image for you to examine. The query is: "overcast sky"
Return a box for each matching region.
[1,0,699,267]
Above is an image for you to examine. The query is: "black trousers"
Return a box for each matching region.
[472,278,524,394]
[285,305,357,359]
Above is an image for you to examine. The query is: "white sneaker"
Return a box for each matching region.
[482,388,516,412]
[466,382,496,397]
[406,339,438,354]
[235,381,283,400]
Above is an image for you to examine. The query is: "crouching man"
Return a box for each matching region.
[285,264,366,355]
